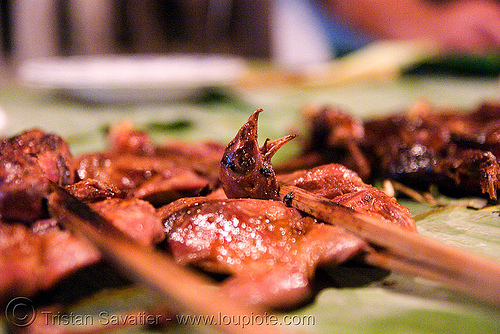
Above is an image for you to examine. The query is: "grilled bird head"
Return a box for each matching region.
[219,109,295,200]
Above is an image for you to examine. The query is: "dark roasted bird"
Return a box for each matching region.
[161,109,416,309]
[284,101,500,200]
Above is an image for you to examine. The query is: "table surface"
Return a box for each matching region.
[1,73,500,334]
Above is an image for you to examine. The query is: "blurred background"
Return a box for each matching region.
[3,0,500,86]
[0,0,376,77]
[0,0,272,61]
[4,0,500,79]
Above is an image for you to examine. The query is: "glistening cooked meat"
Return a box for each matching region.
[161,197,367,309]
[161,110,416,309]
[364,101,500,199]
[0,126,171,305]
[0,129,74,223]
[0,114,415,313]
[0,220,100,304]
[279,164,416,232]
[0,189,164,305]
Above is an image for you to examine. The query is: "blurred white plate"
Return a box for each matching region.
[18,54,247,103]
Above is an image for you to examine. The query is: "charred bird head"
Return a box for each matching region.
[219,109,295,200]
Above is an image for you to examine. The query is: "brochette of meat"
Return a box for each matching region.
[0,125,220,305]
[160,110,416,309]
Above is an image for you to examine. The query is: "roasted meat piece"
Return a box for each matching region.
[52,185,166,246]
[159,140,226,186]
[0,154,49,223]
[364,101,500,199]
[0,129,74,223]
[89,197,165,246]
[288,101,500,200]
[279,164,416,231]
[63,178,165,253]
[299,105,370,179]
[0,128,74,185]
[75,122,224,206]
[433,149,500,199]
[278,162,368,199]
[75,153,210,205]
[160,197,367,309]
[0,220,100,305]
[108,121,225,185]
[0,192,164,304]
[107,120,156,155]
[65,179,127,203]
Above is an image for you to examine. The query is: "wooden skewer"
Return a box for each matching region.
[363,251,497,304]
[279,185,500,306]
[49,185,291,334]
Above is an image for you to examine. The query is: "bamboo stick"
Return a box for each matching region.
[363,251,499,304]
[279,185,500,306]
[50,185,291,334]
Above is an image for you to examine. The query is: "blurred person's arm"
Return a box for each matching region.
[321,0,500,53]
